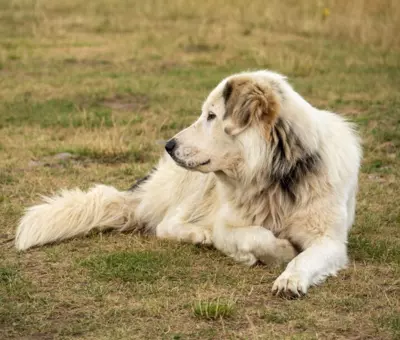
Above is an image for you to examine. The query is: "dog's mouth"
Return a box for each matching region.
[170,154,210,170]
[199,159,211,166]
[195,159,211,170]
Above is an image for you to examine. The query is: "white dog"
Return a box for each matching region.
[15,70,361,297]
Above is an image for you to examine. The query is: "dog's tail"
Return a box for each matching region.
[15,185,143,251]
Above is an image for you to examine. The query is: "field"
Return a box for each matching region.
[0,0,399,339]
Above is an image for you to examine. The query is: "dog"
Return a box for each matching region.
[15,70,361,297]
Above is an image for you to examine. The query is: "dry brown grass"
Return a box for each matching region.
[1,0,399,339]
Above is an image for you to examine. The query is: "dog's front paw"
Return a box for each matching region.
[187,227,212,245]
[272,271,309,298]
[156,223,212,245]
[213,226,267,266]
[230,251,258,266]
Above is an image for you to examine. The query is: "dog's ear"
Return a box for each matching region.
[222,78,279,138]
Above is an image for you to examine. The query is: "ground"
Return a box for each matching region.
[0,0,399,339]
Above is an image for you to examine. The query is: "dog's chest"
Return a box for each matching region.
[227,187,286,233]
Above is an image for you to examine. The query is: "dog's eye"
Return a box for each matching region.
[207,112,216,121]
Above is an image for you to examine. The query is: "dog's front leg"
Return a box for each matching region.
[156,215,212,245]
[272,200,348,297]
[212,221,297,266]
[272,237,347,297]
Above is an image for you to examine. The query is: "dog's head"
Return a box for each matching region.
[165,71,282,174]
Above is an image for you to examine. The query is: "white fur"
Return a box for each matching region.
[16,185,140,250]
[15,70,361,297]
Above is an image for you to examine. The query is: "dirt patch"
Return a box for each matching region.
[63,58,113,66]
[158,61,184,71]
[19,332,56,340]
[101,94,149,112]
[339,107,366,116]
[183,42,223,53]
[28,150,149,167]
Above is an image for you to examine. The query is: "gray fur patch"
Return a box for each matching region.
[270,119,321,201]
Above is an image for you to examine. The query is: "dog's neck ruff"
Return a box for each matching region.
[214,117,325,231]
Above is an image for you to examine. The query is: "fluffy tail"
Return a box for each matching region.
[15,185,141,251]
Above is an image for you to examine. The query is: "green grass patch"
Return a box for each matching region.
[0,98,114,128]
[378,314,400,338]
[0,265,36,331]
[261,310,290,324]
[54,147,151,164]
[0,266,19,285]
[349,235,400,264]
[81,251,177,283]
[192,298,236,320]
[47,143,156,164]
[362,159,384,174]
[0,172,15,185]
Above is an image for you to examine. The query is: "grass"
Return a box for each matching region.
[192,298,236,320]
[0,0,399,339]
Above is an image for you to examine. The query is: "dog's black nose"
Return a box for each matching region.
[165,139,177,154]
